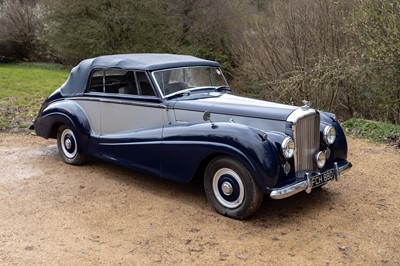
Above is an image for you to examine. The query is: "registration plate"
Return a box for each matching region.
[311,169,335,188]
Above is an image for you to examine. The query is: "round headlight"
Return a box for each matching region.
[281,137,295,159]
[323,126,336,145]
[315,151,326,169]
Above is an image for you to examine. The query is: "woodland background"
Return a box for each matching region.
[1,0,400,125]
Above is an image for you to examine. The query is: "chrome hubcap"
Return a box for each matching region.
[212,168,244,208]
[65,139,72,149]
[221,181,233,196]
[60,128,77,159]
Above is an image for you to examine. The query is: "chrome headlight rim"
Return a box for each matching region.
[323,125,336,145]
[281,137,295,159]
[315,151,327,169]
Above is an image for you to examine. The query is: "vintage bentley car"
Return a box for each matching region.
[31,54,352,219]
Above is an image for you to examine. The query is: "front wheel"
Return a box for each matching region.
[57,125,87,165]
[204,156,263,220]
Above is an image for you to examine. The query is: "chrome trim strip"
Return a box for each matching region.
[99,98,165,108]
[100,141,162,146]
[270,161,352,200]
[73,97,165,108]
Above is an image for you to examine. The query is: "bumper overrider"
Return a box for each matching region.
[269,161,352,200]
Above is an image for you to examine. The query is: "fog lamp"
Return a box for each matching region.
[283,162,291,176]
[315,151,326,169]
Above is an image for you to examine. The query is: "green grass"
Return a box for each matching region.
[0,63,70,131]
[342,118,400,147]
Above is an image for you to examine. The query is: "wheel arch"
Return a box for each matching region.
[191,152,225,184]
[34,100,92,155]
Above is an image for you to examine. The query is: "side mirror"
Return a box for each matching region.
[203,111,216,128]
[203,111,211,122]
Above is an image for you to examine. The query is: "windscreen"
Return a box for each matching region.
[153,67,227,96]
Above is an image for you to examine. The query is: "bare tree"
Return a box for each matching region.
[0,0,48,60]
[232,0,355,118]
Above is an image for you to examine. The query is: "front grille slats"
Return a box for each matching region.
[293,113,320,178]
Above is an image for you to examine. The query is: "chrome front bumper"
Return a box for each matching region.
[270,161,352,200]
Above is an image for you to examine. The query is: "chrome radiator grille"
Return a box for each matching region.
[293,113,320,178]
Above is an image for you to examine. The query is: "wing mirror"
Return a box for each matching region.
[203,111,216,128]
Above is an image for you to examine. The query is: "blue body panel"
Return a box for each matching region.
[95,127,163,178]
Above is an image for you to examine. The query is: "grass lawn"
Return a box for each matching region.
[341,118,400,148]
[0,62,70,131]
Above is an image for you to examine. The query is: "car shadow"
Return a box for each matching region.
[77,159,340,225]
[254,187,340,221]
[83,159,206,201]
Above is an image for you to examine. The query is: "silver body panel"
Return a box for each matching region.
[174,109,286,132]
[74,99,101,133]
[74,97,166,135]
[172,93,297,132]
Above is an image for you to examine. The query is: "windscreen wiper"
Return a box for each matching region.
[165,90,191,99]
[214,86,231,92]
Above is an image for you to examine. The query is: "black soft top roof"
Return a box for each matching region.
[60,53,220,96]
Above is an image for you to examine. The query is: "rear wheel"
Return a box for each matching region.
[57,125,87,165]
[204,156,263,219]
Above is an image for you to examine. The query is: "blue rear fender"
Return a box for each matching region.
[161,122,281,192]
[34,99,92,155]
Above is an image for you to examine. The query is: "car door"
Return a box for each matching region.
[97,70,167,176]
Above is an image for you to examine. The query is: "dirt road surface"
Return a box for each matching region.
[0,133,399,265]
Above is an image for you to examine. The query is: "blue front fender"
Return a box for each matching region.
[161,122,281,192]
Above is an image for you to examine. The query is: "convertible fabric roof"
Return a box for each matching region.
[60,54,220,96]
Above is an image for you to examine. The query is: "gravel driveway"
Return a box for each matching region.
[0,133,399,265]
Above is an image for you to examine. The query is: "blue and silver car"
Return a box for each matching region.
[31,54,352,219]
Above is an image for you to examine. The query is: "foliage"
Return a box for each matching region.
[231,0,355,116]
[0,0,49,60]
[45,0,237,73]
[0,0,400,126]
[229,0,400,125]
[46,0,175,64]
[342,118,400,147]
[346,0,400,124]
[0,63,69,131]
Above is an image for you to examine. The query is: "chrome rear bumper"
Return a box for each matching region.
[270,161,352,200]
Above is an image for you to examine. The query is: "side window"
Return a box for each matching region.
[87,69,139,95]
[105,69,138,95]
[135,71,156,96]
[88,70,104,92]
